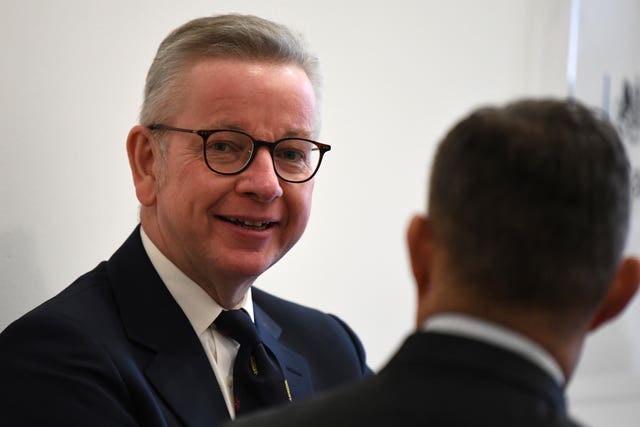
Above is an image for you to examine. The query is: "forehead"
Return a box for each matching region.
[173,58,317,136]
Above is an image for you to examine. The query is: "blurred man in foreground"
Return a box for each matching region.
[229,98,640,426]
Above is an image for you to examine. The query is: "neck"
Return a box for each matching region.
[417,292,590,382]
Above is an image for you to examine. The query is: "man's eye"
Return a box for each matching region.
[278,149,305,162]
[211,142,232,152]
[207,140,244,153]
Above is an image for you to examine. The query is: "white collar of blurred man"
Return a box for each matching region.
[422,313,564,384]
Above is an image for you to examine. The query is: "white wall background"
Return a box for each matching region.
[564,1,640,426]
[1,0,636,424]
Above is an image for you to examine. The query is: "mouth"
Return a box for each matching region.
[219,216,274,231]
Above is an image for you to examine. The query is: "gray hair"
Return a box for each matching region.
[140,14,322,134]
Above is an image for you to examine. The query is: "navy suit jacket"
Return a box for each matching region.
[0,227,369,426]
[230,332,584,427]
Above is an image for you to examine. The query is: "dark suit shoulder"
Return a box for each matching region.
[24,260,110,314]
[5,260,128,342]
[228,367,584,427]
[252,287,371,384]
[0,228,226,426]
[228,332,584,427]
[0,290,139,426]
[252,287,360,342]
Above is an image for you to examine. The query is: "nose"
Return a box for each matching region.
[235,146,284,202]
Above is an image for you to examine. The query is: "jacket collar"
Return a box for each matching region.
[253,301,314,400]
[107,226,314,424]
[107,226,229,427]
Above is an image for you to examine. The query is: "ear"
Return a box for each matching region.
[407,215,433,301]
[589,256,640,331]
[126,125,160,206]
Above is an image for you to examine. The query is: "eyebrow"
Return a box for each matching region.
[281,129,315,139]
[201,123,315,140]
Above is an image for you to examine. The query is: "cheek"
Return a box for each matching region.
[164,155,214,193]
[155,165,215,220]
[286,183,314,234]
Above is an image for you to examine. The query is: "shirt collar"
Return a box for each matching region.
[421,313,565,385]
[140,226,254,336]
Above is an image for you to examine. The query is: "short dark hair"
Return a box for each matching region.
[428,99,631,314]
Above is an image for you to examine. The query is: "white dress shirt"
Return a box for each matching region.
[421,313,565,385]
[140,227,252,418]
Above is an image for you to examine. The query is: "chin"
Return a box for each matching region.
[225,259,277,281]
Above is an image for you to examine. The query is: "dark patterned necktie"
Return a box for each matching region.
[214,309,292,415]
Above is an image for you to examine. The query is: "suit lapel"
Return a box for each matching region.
[107,227,230,427]
[253,303,314,400]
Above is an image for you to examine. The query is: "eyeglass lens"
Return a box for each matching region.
[205,131,321,182]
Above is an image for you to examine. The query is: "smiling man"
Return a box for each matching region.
[0,15,369,427]
[131,60,318,308]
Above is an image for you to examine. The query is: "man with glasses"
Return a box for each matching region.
[228,98,640,427]
[0,14,369,427]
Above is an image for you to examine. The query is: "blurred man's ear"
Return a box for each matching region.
[127,125,160,207]
[590,257,640,331]
[407,215,435,327]
[407,215,431,294]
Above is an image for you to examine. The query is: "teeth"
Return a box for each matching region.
[240,220,267,227]
[227,218,271,229]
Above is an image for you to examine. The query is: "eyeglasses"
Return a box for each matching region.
[148,124,331,183]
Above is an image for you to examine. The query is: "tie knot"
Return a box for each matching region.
[214,309,260,346]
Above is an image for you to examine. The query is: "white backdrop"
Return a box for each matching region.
[564,1,640,425]
[3,0,636,424]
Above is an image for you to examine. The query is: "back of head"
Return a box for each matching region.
[140,14,321,127]
[428,98,631,318]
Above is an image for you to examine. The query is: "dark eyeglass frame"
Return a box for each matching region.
[148,124,331,183]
